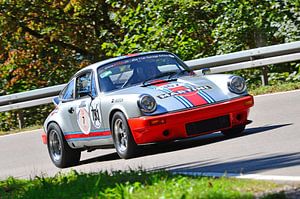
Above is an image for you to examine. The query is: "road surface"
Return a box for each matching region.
[1,90,300,182]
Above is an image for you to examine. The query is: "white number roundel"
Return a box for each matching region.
[77,108,91,135]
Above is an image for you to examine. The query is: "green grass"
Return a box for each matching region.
[0,125,42,136]
[249,81,300,96]
[0,170,283,199]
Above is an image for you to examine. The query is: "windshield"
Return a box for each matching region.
[97,53,189,92]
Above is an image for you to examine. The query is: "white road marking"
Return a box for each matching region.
[0,129,42,138]
[172,171,300,182]
[236,174,300,182]
[255,89,300,98]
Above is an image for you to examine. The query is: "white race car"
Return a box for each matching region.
[42,51,254,168]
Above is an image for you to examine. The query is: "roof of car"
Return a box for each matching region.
[75,51,171,75]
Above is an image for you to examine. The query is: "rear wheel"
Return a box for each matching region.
[111,112,138,159]
[221,125,245,137]
[47,123,81,168]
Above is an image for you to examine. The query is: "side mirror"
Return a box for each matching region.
[78,90,95,100]
[52,96,60,106]
[200,68,211,75]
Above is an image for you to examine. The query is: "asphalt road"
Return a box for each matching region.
[1,90,300,181]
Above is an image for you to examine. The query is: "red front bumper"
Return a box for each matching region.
[128,95,254,144]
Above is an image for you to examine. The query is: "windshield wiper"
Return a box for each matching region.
[169,69,191,79]
[142,71,177,86]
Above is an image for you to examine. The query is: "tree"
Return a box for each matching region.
[0,0,125,94]
[207,0,300,54]
[0,0,299,130]
[207,0,300,86]
[102,0,214,60]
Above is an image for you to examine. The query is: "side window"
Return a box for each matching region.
[76,72,92,99]
[60,79,75,100]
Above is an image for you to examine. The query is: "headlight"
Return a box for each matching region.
[228,76,247,94]
[138,94,157,113]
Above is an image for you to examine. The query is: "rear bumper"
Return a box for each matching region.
[42,132,47,144]
[127,95,254,144]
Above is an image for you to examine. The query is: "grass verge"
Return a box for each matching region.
[0,170,284,199]
[0,125,42,136]
[249,81,300,96]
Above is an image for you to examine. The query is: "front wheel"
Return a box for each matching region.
[221,125,245,137]
[111,112,138,159]
[47,123,81,168]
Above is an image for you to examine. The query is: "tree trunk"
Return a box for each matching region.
[254,30,269,86]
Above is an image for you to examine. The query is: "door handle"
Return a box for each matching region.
[68,107,74,114]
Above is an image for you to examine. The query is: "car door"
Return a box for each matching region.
[72,71,93,137]
[71,70,112,146]
[56,72,93,139]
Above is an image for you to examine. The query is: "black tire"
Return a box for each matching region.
[47,123,81,168]
[111,112,138,159]
[221,125,245,137]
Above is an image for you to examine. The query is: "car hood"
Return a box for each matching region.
[107,74,246,114]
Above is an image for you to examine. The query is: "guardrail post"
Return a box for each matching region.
[261,66,269,86]
[16,110,24,129]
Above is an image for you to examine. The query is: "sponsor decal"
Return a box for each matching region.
[105,54,174,68]
[77,107,91,135]
[149,82,215,108]
[90,104,102,128]
[111,98,123,103]
[157,85,212,99]
[100,70,113,78]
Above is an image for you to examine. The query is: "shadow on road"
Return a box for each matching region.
[243,124,292,135]
[151,152,300,174]
[78,123,292,166]
[137,123,292,158]
[79,152,120,166]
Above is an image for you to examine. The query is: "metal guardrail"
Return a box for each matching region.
[0,84,66,105]
[186,41,300,69]
[0,84,66,112]
[1,41,300,114]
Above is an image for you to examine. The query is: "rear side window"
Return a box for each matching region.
[61,79,75,100]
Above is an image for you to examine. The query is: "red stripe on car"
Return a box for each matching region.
[65,131,111,140]
[168,86,208,106]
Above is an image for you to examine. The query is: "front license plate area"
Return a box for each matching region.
[185,115,230,136]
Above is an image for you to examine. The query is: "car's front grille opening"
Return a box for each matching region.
[185,115,230,136]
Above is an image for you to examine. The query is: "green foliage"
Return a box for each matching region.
[0,170,280,198]
[0,105,52,131]
[0,0,299,130]
[102,0,213,60]
[207,0,300,54]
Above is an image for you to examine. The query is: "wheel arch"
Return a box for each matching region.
[108,109,138,159]
[46,120,81,168]
[109,108,127,130]
[46,120,72,147]
[44,111,68,136]
[46,121,62,135]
